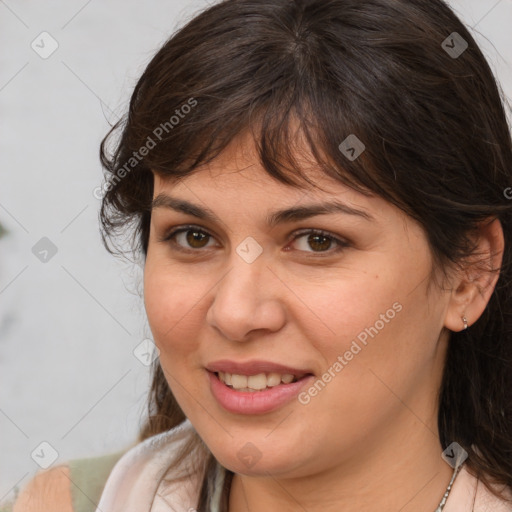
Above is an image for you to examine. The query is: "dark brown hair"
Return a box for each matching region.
[99,0,512,508]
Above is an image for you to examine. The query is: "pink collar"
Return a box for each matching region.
[444,465,512,511]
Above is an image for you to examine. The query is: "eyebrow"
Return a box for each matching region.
[151,194,375,227]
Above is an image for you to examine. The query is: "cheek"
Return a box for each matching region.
[143,261,209,413]
[143,260,204,355]
[291,268,404,357]
[298,276,442,428]
[296,260,437,407]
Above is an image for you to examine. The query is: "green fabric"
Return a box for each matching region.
[0,500,13,512]
[68,449,127,512]
[0,449,128,512]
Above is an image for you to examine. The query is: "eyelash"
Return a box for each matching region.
[158,224,350,257]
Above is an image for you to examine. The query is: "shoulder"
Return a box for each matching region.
[474,475,512,512]
[11,449,128,512]
[96,420,205,512]
[446,465,512,512]
[12,464,73,512]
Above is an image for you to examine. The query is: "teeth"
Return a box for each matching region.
[231,374,247,388]
[267,372,282,387]
[217,371,300,391]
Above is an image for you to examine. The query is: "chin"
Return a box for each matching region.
[208,440,306,477]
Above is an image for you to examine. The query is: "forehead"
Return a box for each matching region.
[152,172,383,232]
[153,133,374,208]
[149,129,405,230]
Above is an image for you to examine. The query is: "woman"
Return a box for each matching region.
[13,0,512,510]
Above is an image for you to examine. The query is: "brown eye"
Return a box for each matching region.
[160,225,349,257]
[160,226,216,252]
[306,233,333,252]
[290,229,349,255]
[184,229,210,248]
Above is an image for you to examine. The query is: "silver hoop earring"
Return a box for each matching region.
[462,316,468,330]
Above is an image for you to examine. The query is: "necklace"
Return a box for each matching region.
[218,461,465,512]
[434,462,464,511]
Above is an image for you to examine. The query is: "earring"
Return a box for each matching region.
[462,315,468,330]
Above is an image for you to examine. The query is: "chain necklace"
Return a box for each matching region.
[216,461,466,512]
[434,462,465,511]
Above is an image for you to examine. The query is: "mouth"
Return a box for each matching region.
[206,368,315,414]
[215,370,308,392]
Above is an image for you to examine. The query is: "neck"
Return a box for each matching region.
[228,414,454,512]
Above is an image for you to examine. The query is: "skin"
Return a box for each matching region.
[13,466,73,512]
[143,131,504,512]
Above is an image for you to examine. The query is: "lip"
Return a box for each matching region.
[207,370,315,415]
[205,359,314,378]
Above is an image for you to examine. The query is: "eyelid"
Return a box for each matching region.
[159,223,208,238]
[158,224,350,255]
[285,228,350,256]
[157,224,219,248]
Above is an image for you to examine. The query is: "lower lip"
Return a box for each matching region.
[208,371,315,414]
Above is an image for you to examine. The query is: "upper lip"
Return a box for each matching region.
[206,359,314,378]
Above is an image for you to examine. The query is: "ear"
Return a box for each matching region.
[444,217,505,332]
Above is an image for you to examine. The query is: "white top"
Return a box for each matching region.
[95,420,512,512]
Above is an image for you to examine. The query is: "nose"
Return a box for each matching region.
[206,249,287,342]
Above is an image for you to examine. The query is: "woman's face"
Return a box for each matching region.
[144,133,453,478]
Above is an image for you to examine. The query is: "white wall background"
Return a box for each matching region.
[0,0,511,504]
